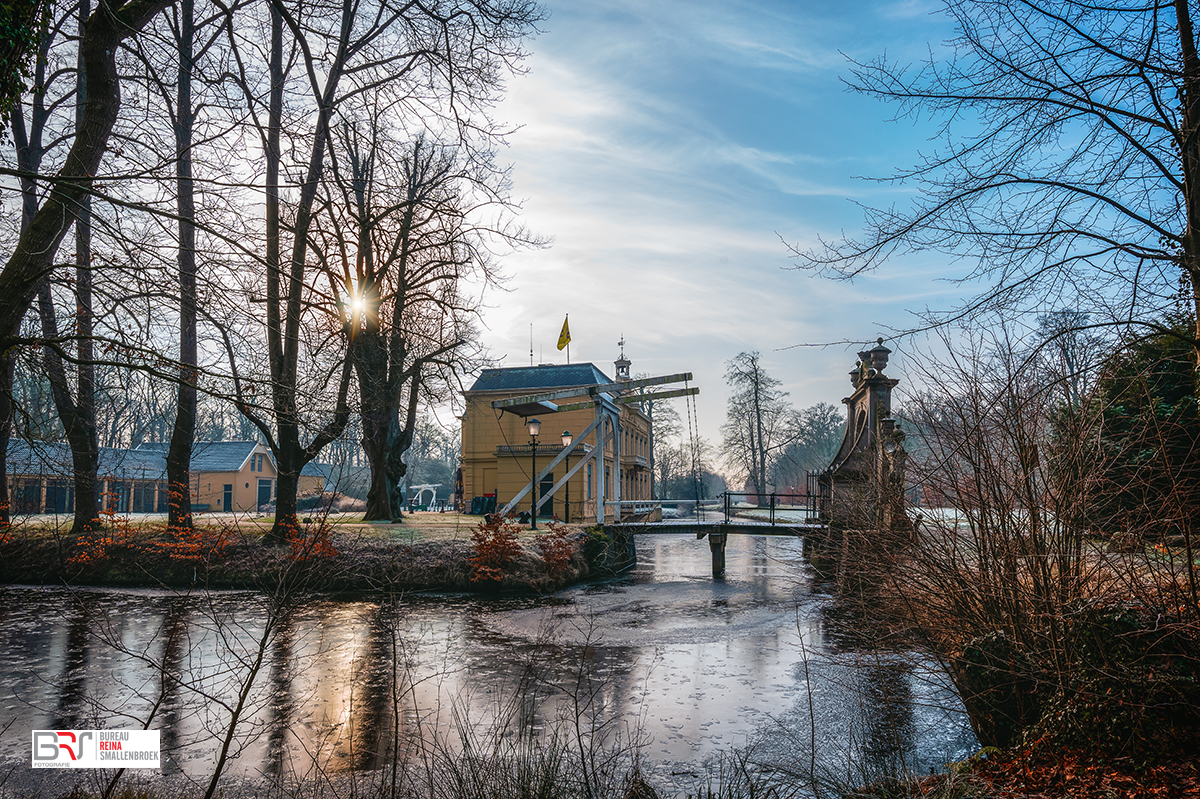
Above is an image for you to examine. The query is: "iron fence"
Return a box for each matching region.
[720,491,817,525]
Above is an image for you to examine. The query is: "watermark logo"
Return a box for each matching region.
[32,730,160,769]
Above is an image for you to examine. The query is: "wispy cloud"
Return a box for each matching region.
[879,0,943,21]
[482,0,963,446]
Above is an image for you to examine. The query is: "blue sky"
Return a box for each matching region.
[484,0,965,450]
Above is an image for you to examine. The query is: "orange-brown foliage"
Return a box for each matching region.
[287,520,338,561]
[469,514,522,582]
[156,524,231,563]
[968,749,1200,799]
[535,522,575,580]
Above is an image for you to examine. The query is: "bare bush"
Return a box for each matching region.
[869,326,1200,753]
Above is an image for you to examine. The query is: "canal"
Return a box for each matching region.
[0,533,977,795]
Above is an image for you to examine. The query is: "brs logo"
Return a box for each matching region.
[32,731,93,765]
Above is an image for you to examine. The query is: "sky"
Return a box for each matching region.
[481,0,965,451]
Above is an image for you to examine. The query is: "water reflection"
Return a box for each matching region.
[264,603,296,778]
[0,535,977,790]
[860,660,916,774]
[156,599,189,777]
[52,592,95,729]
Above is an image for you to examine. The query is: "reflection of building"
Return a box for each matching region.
[460,354,653,524]
[6,440,325,514]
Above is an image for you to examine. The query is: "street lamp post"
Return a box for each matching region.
[561,430,572,523]
[528,417,541,529]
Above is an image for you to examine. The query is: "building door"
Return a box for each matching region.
[538,473,554,518]
[258,479,273,509]
[15,480,39,514]
[46,480,72,514]
[222,484,233,512]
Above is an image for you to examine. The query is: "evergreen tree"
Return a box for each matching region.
[1080,318,1200,539]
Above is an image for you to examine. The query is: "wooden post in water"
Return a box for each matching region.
[708,530,727,577]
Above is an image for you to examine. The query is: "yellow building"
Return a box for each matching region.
[460,355,653,524]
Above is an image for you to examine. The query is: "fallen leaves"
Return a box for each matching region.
[970,749,1200,798]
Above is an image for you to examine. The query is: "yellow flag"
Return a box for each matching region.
[556,315,571,351]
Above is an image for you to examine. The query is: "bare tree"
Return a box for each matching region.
[319,128,526,520]
[3,2,74,525]
[651,402,683,499]
[35,0,104,534]
[0,0,172,533]
[720,351,796,494]
[792,0,1200,368]
[404,418,459,488]
[1034,310,1108,408]
[218,0,541,542]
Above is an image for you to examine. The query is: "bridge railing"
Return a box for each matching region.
[603,499,726,523]
[721,491,817,525]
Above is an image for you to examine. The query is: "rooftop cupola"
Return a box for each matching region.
[615,336,631,381]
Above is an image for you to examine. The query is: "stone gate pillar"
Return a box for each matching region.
[817,339,911,537]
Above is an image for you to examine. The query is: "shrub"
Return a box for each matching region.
[535,522,576,580]
[286,520,338,561]
[470,514,523,583]
[334,496,366,513]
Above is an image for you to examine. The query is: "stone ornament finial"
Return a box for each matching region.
[851,338,893,386]
[867,338,891,373]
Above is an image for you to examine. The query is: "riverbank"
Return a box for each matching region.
[0,511,633,593]
[851,750,1200,798]
[807,523,1200,799]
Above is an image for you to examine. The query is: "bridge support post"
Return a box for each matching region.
[708,530,727,578]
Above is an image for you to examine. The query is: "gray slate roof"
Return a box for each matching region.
[467,363,612,393]
[8,440,168,480]
[188,440,261,472]
[7,438,340,482]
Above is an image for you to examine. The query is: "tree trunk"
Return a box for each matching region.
[167,0,196,532]
[70,0,99,532]
[361,413,401,520]
[351,318,428,521]
[259,3,287,545]
[71,204,100,532]
[355,331,406,521]
[753,368,766,497]
[387,362,422,515]
[0,0,174,350]
[1174,0,1200,372]
[273,465,299,538]
[0,358,12,528]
